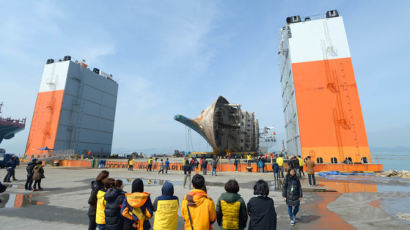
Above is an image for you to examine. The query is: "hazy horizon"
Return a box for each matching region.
[1,0,409,155]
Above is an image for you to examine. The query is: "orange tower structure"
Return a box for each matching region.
[279,10,371,164]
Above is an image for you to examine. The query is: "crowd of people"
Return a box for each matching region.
[87,165,305,230]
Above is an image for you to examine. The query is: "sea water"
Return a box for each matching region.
[372,152,410,171]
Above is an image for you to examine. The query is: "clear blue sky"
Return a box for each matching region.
[1,0,409,154]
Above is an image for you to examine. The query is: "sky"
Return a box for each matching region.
[1,0,409,155]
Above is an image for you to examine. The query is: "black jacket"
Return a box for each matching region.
[289,158,299,169]
[26,162,36,175]
[88,181,104,216]
[282,174,303,206]
[104,188,125,230]
[247,196,277,230]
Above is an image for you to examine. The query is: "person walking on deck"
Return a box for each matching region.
[282,168,303,226]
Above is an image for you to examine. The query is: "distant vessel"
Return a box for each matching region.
[258,126,277,154]
[0,103,26,144]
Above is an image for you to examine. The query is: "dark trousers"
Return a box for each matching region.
[235,165,238,171]
[165,166,169,173]
[158,168,164,174]
[33,179,42,190]
[25,174,34,190]
[88,215,97,230]
[308,174,316,185]
[288,205,300,220]
[202,167,207,175]
[279,166,284,178]
[299,166,305,177]
[273,172,279,189]
[3,168,14,182]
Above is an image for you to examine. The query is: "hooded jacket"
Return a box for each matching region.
[282,174,303,206]
[121,192,153,230]
[181,189,216,230]
[216,192,247,230]
[104,188,125,230]
[33,164,44,181]
[152,182,179,230]
[247,196,277,230]
[96,190,107,224]
[26,162,36,175]
[88,181,104,216]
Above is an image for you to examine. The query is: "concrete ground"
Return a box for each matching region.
[0,167,409,229]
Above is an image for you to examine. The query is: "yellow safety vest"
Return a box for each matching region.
[153,199,179,230]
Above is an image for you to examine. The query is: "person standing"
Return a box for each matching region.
[88,170,109,230]
[234,157,239,172]
[33,161,44,191]
[247,154,252,167]
[128,158,134,171]
[165,158,170,174]
[153,182,179,230]
[183,159,192,189]
[247,180,277,230]
[298,156,305,177]
[276,155,284,178]
[282,169,303,225]
[202,158,208,175]
[272,159,279,189]
[306,156,316,186]
[200,157,204,172]
[96,178,115,230]
[25,159,37,190]
[3,155,17,182]
[104,180,126,230]
[216,180,247,230]
[181,174,217,230]
[11,155,19,180]
[121,178,154,230]
[212,157,218,176]
[158,159,165,174]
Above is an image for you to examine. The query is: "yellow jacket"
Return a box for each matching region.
[96,190,107,224]
[276,157,284,167]
[129,159,134,165]
[298,157,304,166]
[181,189,216,230]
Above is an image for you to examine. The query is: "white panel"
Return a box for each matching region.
[288,17,351,63]
[39,61,70,92]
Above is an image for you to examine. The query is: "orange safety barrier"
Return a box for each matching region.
[54,160,383,173]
